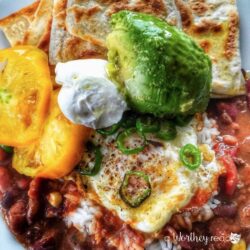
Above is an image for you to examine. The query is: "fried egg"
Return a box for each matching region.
[85,115,222,233]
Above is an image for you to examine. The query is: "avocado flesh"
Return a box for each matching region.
[106,11,212,117]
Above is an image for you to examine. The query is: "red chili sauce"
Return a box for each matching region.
[0,158,143,249]
[170,96,250,250]
[0,97,250,250]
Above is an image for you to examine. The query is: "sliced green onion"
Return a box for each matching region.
[175,115,193,127]
[156,121,177,141]
[116,128,146,155]
[0,145,13,154]
[180,144,201,170]
[78,143,103,176]
[136,116,160,133]
[119,171,151,208]
[120,111,137,128]
[97,122,121,136]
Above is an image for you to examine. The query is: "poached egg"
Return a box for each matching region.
[55,59,127,129]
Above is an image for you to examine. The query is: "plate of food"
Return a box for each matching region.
[0,0,250,250]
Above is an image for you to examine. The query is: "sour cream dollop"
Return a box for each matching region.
[55,59,127,129]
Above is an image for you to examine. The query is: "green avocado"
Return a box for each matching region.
[106,10,212,117]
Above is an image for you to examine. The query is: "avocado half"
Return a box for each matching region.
[106,10,212,117]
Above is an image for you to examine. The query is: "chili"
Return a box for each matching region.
[180,144,201,170]
[116,128,147,155]
[136,116,160,133]
[156,121,177,141]
[78,144,103,176]
[119,171,151,208]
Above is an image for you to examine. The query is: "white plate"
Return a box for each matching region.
[0,1,250,250]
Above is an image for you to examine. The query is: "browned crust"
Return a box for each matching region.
[174,0,193,28]
[192,19,223,34]
[0,1,40,26]
[199,40,211,53]
[37,19,52,53]
[190,0,209,16]
[63,36,107,60]
[108,0,167,18]
[21,0,53,45]
[66,4,107,47]
[55,0,67,29]
[224,10,239,60]
[73,5,102,23]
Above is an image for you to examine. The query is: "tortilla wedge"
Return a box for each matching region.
[0,1,40,46]
[22,0,54,53]
[175,0,245,97]
[49,0,182,64]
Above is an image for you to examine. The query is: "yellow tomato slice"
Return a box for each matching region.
[13,90,91,179]
[0,46,52,146]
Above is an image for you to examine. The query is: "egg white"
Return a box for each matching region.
[85,115,222,233]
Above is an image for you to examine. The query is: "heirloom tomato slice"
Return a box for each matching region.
[0,46,52,146]
[13,90,91,179]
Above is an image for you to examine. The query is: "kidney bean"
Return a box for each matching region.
[231,122,240,131]
[219,156,238,196]
[213,203,237,218]
[45,207,60,219]
[233,157,246,167]
[162,225,178,241]
[60,227,86,250]
[32,237,56,250]
[17,178,30,190]
[223,135,238,146]
[0,167,11,193]
[178,232,193,250]
[217,102,238,121]
[8,199,27,233]
[1,190,19,209]
[220,112,233,125]
[0,148,8,161]
[26,225,43,244]
[27,178,42,224]
[239,203,250,229]
[209,218,240,250]
[32,230,58,250]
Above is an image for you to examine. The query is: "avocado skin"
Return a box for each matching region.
[106,11,212,117]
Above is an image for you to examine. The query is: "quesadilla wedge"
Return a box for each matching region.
[65,0,181,47]
[175,0,245,97]
[0,1,40,46]
[49,0,107,65]
[49,0,182,64]
[22,0,54,53]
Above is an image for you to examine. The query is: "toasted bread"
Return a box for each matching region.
[0,1,40,46]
